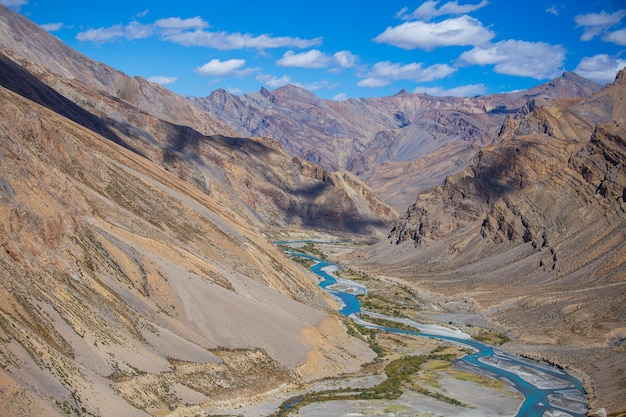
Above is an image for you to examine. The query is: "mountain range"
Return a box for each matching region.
[192,72,602,210]
[0,3,625,416]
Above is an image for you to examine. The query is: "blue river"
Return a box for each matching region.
[284,249,588,417]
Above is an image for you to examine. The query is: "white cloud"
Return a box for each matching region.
[374,15,494,50]
[76,15,321,51]
[358,61,456,88]
[276,49,358,71]
[603,28,626,46]
[398,0,489,21]
[459,39,565,79]
[333,50,358,68]
[256,73,293,88]
[162,30,322,50]
[147,75,178,85]
[545,5,559,16]
[575,10,626,42]
[277,50,332,68]
[0,0,27,9]
[195,59,246,77]
[124,21,153,39]
[332,92,349,101]
[40,22,63,32]
[154,16,209,31]
[76,22,152,43]
[357,78,391,88]
[76,25,125,43]
[255,74,330,92]
[302,80,332,91]
[362,61,456,84]
[574,54,626,84]
[134,9,150,18]
[413,83,486,97]
[226,87,244,95]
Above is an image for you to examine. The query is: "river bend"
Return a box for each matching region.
[285,249,587,417]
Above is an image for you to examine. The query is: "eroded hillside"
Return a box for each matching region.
[377,70,626,411]
[0,80,377,416]
[0,6,388,416]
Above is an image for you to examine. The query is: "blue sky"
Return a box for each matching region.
[5,0,626,100]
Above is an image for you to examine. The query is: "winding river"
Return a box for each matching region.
[285,248,588,417]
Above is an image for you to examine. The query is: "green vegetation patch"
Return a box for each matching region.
[473,329,511,345]
[448,369,511,391]
[336,267,375,281]
[297,242,327,260]
[270,347,468,416]
[289,256,315,269]
[361,314,419,333]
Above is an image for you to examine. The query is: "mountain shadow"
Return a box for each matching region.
[0,51,143,157]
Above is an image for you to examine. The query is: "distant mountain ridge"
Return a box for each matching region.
[192,72,602,210]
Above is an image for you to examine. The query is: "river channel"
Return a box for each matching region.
[284,248,588,417]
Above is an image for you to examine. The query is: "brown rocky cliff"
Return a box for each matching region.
[389,71,621,247]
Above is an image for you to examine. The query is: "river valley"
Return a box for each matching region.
[208,240,589,417]
[277,241,588,417]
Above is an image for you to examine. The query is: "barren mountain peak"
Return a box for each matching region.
[194,67,602,210]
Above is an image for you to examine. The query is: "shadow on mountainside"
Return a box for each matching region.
[471,139,538,201]
[300,206,389,235]
[162,123,279,165]
[0,51,144,157]
[161,125,389,234]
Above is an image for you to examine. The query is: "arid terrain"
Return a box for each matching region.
[0,4,625,417]
[193,73,601,211]
[371,71,626,412]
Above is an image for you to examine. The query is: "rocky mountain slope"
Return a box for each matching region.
[0,7,388,416]
[0,5,396,237]
[192,73,601,210]
[0,4,235,139]
[377,70,626,411]
[0,81,377,416]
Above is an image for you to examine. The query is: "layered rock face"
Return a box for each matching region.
[383,70,626,411]
[193,73,601,209]
[389,72,624,251]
